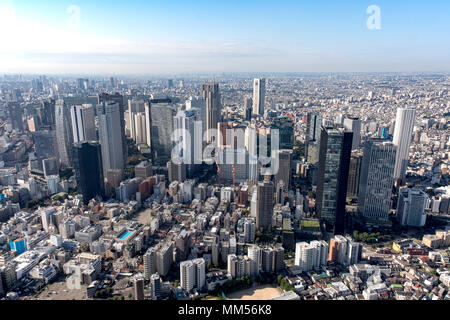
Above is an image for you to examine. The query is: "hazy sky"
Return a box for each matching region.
[0,0,449,74]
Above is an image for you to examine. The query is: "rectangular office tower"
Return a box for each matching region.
[252,78,266,116]
[70,104,96,143]
[255,179,274,230]
[392,107,416,181]
[201,82,221,143]
[274,150,292,192]
[97,102,124,177]
[97,93,127,164]
[55,99,74,168]
[150,101,177,166]
[357,140,396,225]
[316,126,353,235]
[306,112,322,165]
[343,116,361,150]
[397,187,427,227]
[73,141,104,204]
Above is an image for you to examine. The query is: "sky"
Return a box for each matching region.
[0,0,449,75]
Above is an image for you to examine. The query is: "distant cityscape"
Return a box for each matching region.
[0,72,448,301]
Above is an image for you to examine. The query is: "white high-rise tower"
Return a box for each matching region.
[392,107,416,181]
[70,104,96,143]
[252,78,266,116]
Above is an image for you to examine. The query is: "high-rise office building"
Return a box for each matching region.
[244,97,252,121]
[397,187,427,227]
[173,110,199,177]
[357,140,396,223]
[128,99,145,141]
[255,179,274,230]
[98,93,127,164]
[38,99,55,126]
[316,126,353,235]
[392,107,416,181]
[201,82,221,143]
[8,102,24,132]
[306,112,322,165]
[343,116,361,150]
[274,150,292,193]
[150,102,176,165]
[97,102,124,177]
[73,141,104,204]
[271,117,294,150]
[55,99,74,168]
[186,96,207,134]
[133,112,147,145]
[245,124,259,182]
[70,104,96,143]
[32,130,58,160]
[347,152,363,200]
[252,78,266,116]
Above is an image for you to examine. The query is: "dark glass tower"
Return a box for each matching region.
[73,141,104,204]
[316,126,353,235]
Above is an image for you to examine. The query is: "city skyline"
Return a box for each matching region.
[0,0,449,74]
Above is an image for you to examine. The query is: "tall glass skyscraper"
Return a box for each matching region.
[201,82,221,143]
[97,102,124,177]
[150,101,176,166]
[316,126,353,235]
[55,99,74,168]
[73,141,104,204]
[357,140,396,224]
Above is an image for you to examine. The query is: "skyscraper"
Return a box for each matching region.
[346,151,363,200]
[392,107,416,181]
[316,126,353,235]
[271,116,294,150]
[397,187,427,227]
[274,150,292,193]
[73,141,104,204]
[255,179,274,230]
[150,102,177,165]
[252,78,266,116]
[244,96,252,121]
[8,102,24,132]
[245,124,259,183]
[133,113,147,145]
[55,99,74,168]
[357,140,396,224]
[305,112,322,165]
[70,104,96,143]
[201,82,221,143]
[96,102,124,177]
[173,110,199,177]
[128,99,145,141]
[98,93,127,164]
[343,116,361,150]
